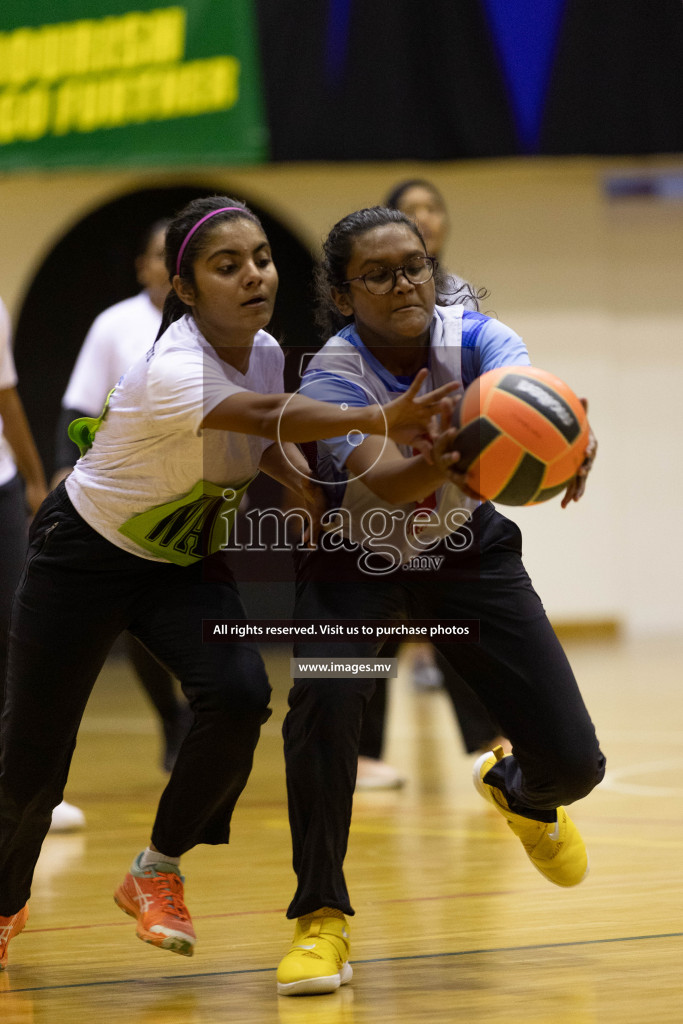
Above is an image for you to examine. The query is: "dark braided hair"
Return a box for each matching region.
[156,196,262,340]
[314,206,479,338]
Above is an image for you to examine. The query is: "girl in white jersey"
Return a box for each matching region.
[53,219,193,776]
[276,206,603,996]
[0,197,456,972]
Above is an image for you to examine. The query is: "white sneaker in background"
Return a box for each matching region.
[355,756,406,791]
[409,650,445,690]
[49,800,86,833]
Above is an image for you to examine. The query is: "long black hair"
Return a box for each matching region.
[314,206,481,338]
[155,196,263,340]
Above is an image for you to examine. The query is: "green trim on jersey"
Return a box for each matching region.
[118,478,253,566]
[67,386,116,457]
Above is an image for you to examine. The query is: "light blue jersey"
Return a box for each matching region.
[301,305,529,569]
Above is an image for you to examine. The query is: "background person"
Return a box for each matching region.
[0,296,84,836]
[385,177,480,307]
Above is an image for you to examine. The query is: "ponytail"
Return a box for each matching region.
[156,289,189,340]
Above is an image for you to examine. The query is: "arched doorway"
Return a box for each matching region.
[13,182,319,475]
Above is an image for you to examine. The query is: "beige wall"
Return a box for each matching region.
[2,156,681,636]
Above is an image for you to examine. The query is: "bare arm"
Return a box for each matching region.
[345,435,452,505]
[201,369,456,446]
[259,441,310,491]
[0,386,48,514]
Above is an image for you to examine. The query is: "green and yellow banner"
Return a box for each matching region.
[0,0,268,170]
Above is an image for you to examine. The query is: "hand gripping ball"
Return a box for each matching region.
[452,366,590,506]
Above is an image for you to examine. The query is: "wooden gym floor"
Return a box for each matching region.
[2,634,682,1023]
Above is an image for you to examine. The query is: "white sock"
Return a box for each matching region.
[139,846,181,870]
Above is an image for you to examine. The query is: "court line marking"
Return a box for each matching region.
[600,758,683,796]
[261,816,683,850]
[6,931,683,993]
[21,890,518,934]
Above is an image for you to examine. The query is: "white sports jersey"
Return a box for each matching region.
[66,315,284,564]
[62,291,162,415]
[0,298,19,486]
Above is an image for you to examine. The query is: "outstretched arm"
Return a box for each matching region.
[201,368,456,446]
[344,430,456,506]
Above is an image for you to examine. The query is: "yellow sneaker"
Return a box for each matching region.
[473,746,589,887]
[277,908,352,996]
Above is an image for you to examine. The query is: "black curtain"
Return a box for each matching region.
[256,0,516,160]
[256,0,683,160]
[542,0,683,154]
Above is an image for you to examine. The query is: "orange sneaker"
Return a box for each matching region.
[114,855,196,956]
[0,904,29,970]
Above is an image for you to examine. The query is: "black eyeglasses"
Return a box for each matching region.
[342,255,438,295]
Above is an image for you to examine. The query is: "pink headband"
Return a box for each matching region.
[175,206,255,276]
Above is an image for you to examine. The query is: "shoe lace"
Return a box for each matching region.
[151,872,190,921]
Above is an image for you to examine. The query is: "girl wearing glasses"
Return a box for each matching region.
[356,180,508,791]
[0,197,454,972]
[385,177,483,312]
[277,205,603,996]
